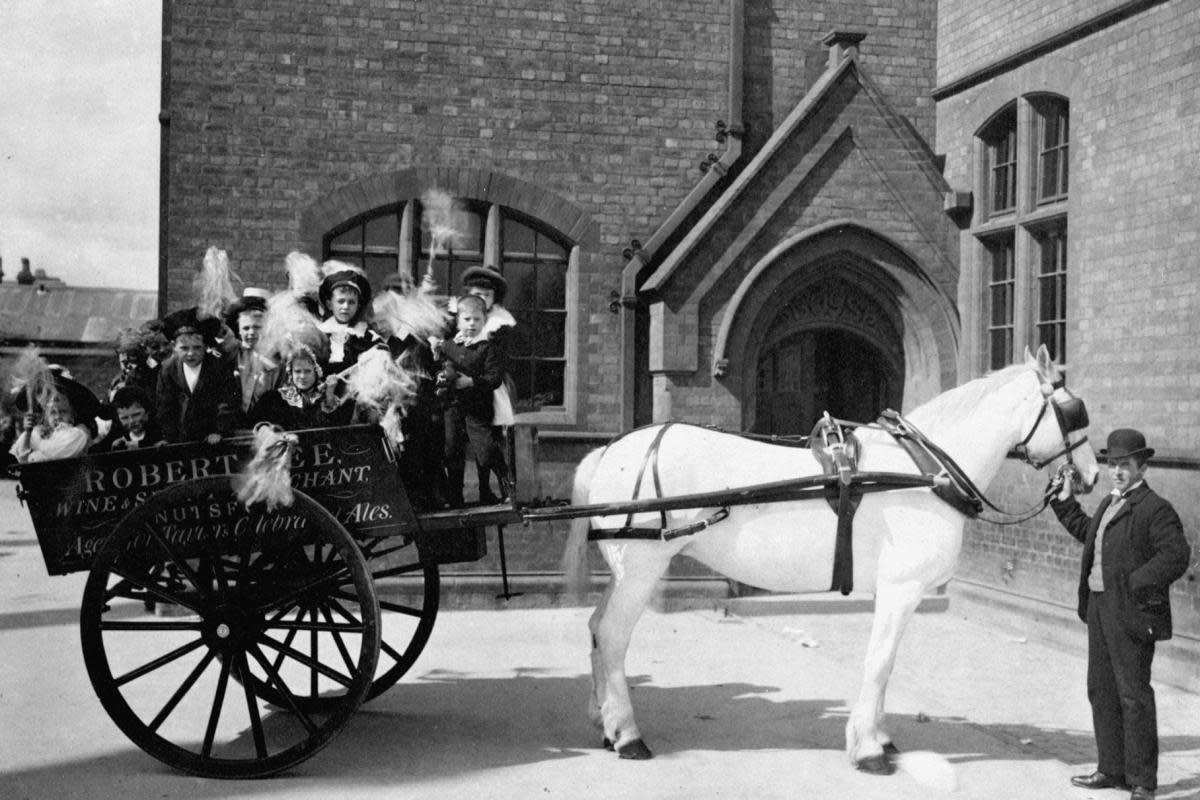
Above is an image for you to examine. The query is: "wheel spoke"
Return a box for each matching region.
[114,636,207,686]
[101,619,202,632]
[148,530,213,603]
[256,634,357,688]
[236,651,268,759]
[149,649,218,732]
[255,568,351,617]
[309,606,319,699]
[109,565,200,613]
[247,643,319,734]
[201,652,234,756]
[319,604,357,676]
[263,617,365,633]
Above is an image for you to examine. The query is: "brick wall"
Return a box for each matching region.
[937,0,1136,85]
[937,0,1200,635]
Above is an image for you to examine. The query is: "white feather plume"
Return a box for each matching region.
[284,251,322,298]
[257,291,325,369]
[235,426,299,511]
[195,246,240,320]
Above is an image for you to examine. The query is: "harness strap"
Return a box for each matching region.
[589,508,730,542]
[877,410,984,518]
[621,423,673,533]
[829,480,862,595]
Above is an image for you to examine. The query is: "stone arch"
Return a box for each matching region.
[298,166,597,253]
[711,221,957,430]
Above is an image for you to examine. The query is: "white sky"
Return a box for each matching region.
[0,2,160,291]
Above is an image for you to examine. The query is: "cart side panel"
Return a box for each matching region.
[17,425,416,575]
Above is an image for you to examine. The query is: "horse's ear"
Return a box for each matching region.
[1033,344,1054,378]
[1023,345,1036,367]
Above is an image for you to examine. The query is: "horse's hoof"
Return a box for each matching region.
[882,742,901,755]
[602,737,614,751]
[856,753,896,775]
[617,738,654,760]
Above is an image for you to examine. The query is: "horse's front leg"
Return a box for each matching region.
[591,541,672,760]
[846,578,925,774]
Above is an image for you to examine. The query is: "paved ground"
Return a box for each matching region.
[1,479,1198,800]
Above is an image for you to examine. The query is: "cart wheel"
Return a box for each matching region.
[80,477,379,779]
[247,537,440,711]
[352,537,440,702]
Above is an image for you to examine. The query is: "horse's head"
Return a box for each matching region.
[1010,345,1099,496]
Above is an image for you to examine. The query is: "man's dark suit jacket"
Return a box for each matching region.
[1052,483,1191,641]
[156,354,241,443]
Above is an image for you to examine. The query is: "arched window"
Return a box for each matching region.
[323,200,574,415]
[972,95,1070,369]
[981,104,1018,217]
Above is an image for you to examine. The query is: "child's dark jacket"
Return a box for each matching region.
[156,354,241,443]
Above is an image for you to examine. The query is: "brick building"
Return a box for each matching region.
[159,0,1197,647]
[934,0,1200,654]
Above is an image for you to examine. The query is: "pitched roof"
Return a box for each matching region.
[642,53,954,297]
[0,284,159,345]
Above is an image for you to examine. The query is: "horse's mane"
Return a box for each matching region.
[908,362,1030,424]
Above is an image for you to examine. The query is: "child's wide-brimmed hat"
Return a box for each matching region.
[160,306,225,347]
[461,266,507,304]
[11,370,101,433]
[318,263,372,311]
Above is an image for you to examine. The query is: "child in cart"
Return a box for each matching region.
[9,373,100,463]
[429,293,512,506]
[250,342,353,431]
[460,266,517,504]
[94,386,165,451]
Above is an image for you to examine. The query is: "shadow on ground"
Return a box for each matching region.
[6,670,1199,796]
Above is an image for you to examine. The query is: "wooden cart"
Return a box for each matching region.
[13,425,507,779]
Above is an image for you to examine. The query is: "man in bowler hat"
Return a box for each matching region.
[1051,429,1191,800]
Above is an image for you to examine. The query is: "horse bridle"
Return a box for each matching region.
[1010,377,1090,471]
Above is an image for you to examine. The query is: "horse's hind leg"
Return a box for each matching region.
[846,578,925,774]
[586,580,613,730]
[591,541,672,760]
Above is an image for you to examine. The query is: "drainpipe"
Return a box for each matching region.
[617,0,746,430]
[157,0,173,317]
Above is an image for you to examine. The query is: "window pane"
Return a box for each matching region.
[505,262,536,309]
[455,209,484,255]
[532,360,565,407]
[537,264,566,309]
[532,311,565,357]
[509,359,532,408]
[507,310,535,357]
[364,212,399,248]
[330,226,361,250]
[985,236,1015,368]
[503,216,537,256]
[538,232,567,260]
[364,254,399,293]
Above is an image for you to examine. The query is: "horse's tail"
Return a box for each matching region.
[561,444,604,598]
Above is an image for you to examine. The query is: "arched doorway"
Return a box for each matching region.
[755,328,900,435]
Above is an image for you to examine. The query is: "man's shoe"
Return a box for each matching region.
[1130,787,1155,800]
[1070,771,1129,790]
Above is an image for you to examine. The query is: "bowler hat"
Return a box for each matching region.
[1100,428,1155,460]
[461,265,507,304]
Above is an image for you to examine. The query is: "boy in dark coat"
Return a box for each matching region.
[430,293,511,506]
[156,310,241,444]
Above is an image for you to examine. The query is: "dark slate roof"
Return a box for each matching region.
[0,284,159,345]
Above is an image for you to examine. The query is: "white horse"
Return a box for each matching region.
[561,345,1099,772]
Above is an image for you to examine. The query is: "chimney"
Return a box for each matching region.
[822,30,867,69]
[17,257,34,285]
